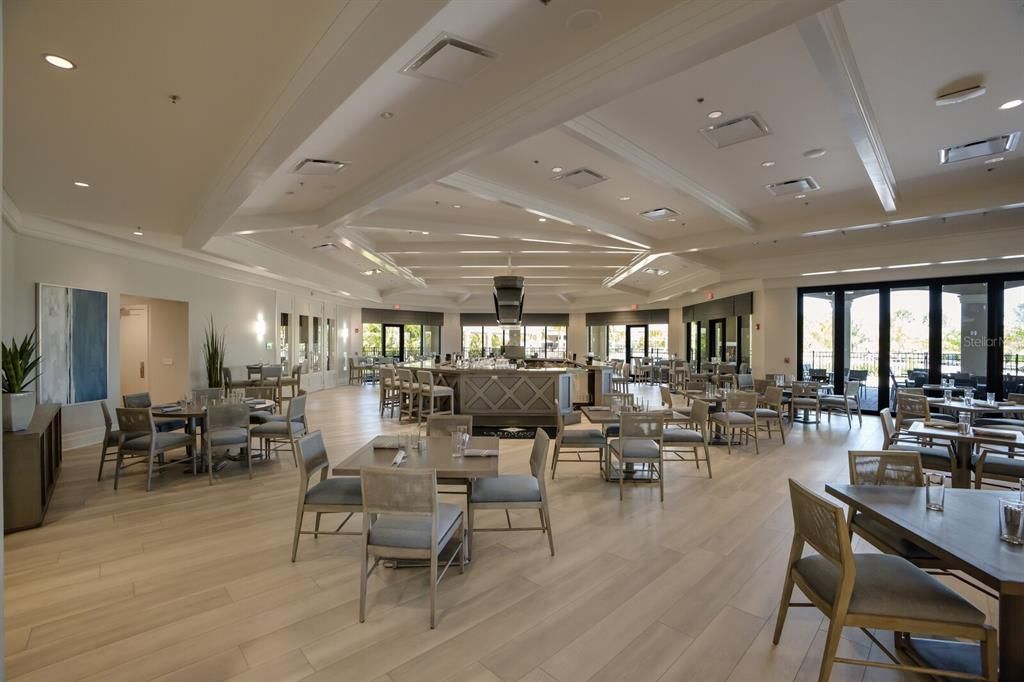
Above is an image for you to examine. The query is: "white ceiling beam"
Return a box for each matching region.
[562,115,755,233]
[221,212,321,235]
[798,7,897,213]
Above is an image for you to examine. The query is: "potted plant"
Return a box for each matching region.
[203,316,226,389]
[2,330,41,431]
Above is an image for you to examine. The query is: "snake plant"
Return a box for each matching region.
[2,330,41,394]
[202,316,226,388]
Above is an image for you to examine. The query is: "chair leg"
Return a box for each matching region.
[618,456,624,500]
[291,505,304,562]
[113,450,123,490]
[817,615,845,682]
[771,571,795,645]
[359,541,369,623]
[314,512,322,538]
[726,426,732,455]
[467,506,475,560]
[459,524,466,574]
[97,447,107,481]
[659,459,664,501]
[551,441,560,479]
[703,444,712,479]
[247,446,253,480]
[779,419,786,444]
[207,444,214,486]
[146,451,156,492]
[752,426,759,455]
[982,628,998,682]
[543,504,555,556]
[429,552,438,629]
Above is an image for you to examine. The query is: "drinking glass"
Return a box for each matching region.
[943,389,951,404]
[987,392,996,405]
[926,473,945,511]
[1019,477,1024,503]
[998,498,1024,545]
[957,413,970,434]
[451,426,468,458]
[964,389,974,406]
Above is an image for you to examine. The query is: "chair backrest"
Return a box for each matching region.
[116,407,155,439]
[809,368,829,381]
[100,400,113,431]
[380,366,395,384]
[426,414,472,436]
[244,386,275,401]
[764,386,784,406]
[848,369,868,382]
[602,391,635,408]
[261,365,283,380]
[619,412,664,440]
[122,392,152,408]
[736,374,753,389]
[557,410,583,433]
[1008,392,1024,404]
[686,378,708,393]
[726,391,758,412]
[897,392,929,420]
[292,364,303,378]
[848,450,924,487]
[791,382,820,398]
[416,370,434,393]
[207,403,249,431]
[193,388,223,402]
[787,479,851,568]
[222,367,233,385]
[348,357,357,369]
[660,385,672,408]
[396,368,414,389]
[296,430,330,486]
[844,380,862,398]
[689,400,709,438]
[879,408,896,446]
[529,429,551,481]
[361,466,436,516]
[900,387,924,395]
[288,393,307,422]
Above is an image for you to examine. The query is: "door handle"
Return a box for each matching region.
[140,361,145,379]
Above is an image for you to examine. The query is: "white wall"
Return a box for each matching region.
[442,312,460,357]
[568,313,587,361]
[752,286,797,378]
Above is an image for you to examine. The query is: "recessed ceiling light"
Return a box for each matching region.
[707,110,723,119]
[236,230,256,235]
[73,181,89,188]
[801,270,838,276]
[985,156,1005,164]
[43,54,75,69]
[940,258,987,265]
[457,233,499,239]
[586,228,592,232]
[362,268,382,276]
[524,208,573,224]
[668,218,677,222]
[537,217,547,222]
[551,166,563,173]
[421,231,430,235]
[794,194,807,199]
[132,228,144,237]
[803,148,827,159]
[686,248,700,253]
[618,196,631,201]
[380,111,394,119]
[453,204,462,209]
[760,160,775,168]
[999,99,1023,110]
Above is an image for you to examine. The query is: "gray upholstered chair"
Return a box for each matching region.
[895,391,953,431]
[973,446,1024,491]
[221,367,250,396]
[259,388,305,425]
[425,414,472,437]
[251,393,306,467]
[244,385,277,424]
[468,430,554,556]
[756,386,787,443]
[736,373,753,390]
[662,399,711,478]
[396,369,421,423]
[359,466,465,629]
[97,401,121,481]
[202,403,251,482]
[790,381,821,424]
[878,408,954,475]
[609,411,665,501]
[821,380,863,426]
[709,391,760,455]
[114,407,194,491]
[191,387,223,404]
[292,431,361,561]
[259,364,283,404]
[416,370,454,424]
[123,391,186,433]
[551,411,607,478]
[348,357,364,385]
[773,479,996,682]
[659,385,690,418]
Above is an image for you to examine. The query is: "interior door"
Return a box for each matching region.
[383,324,403,361]
[626,325,648,365]
[119,305,149,397]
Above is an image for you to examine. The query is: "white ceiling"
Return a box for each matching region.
[5,0,1024,312]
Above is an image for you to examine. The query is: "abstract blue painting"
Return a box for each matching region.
[38,284,109,404]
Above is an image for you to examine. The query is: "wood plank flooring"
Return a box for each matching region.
[3,384,997,681]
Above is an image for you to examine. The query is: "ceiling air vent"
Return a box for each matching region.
[764,177,820,197]
[293,159,346,175]
[640,207,680,222]
[553,167,607,189]
[940,132,1020,164]
[700,112,771,149]
[401,33,496,84]
[312,242,338,251]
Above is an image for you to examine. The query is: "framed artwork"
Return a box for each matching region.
[37,284,109,404]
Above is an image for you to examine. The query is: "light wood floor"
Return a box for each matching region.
[3,384,998,682]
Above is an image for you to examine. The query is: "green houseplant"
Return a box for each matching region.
[203,316,226,389]
[2,330,41,431]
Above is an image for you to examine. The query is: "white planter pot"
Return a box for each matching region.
[3,392,36,432]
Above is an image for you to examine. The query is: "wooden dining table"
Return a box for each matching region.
[150,399,278,470]
[827,484,1024,681]
[908,421,1024,488]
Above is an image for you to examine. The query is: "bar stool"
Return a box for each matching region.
[396,368,422,423]
[379,367,400,418]
[610,359,630,393]
[416,370,454,424]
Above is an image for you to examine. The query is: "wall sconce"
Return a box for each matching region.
[340,324,349,342]
[254,312,267,343]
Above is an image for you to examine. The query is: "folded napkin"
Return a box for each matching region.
[923,420,958,429]
[588,406,610,412]
[462,449,497,457]
[973,427,1018,439]
[158,406,182,413]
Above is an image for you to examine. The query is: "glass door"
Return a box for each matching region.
[626,325,648,365]
[708,319,725,363]
[1004,280,1024,396]
[607,325,626,361]
[298,315,309,372]
[842,288,880,410]
[801,291,835,382]
[403,324,422,362]
[889,286,930,400]
[383,324,403,361]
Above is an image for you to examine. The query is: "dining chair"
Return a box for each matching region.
[599,392,636,439]
[191,387,223,404]
[221,367,250,396]
[878,408,955,475]
[123,391,187,433]
[259,364,283,404]
[379,367,400,418]
[348,357,364,385]
[396,368,421,423]
[202,403,251,482]
[416,370,454,424]
[551,410,607,478]
[709,391,760,454]
[250,393,307,467]
[772,479,996,682]
[609,411,665,501]
[113,407,194,491]
[359,466,465,629]
[821,380,863,426]
[662,399,711,478]
[790,381,821,424]
[659,385,690,418]
[292,431,361,561]
[244,385,277,424]
[96,401,121,481]
[756,386,787,443]
[895,391,953,432]
[468,429,554,556]
[753,378,769,396]
[610,359,630,393]
[735,373,753,390]
[426,414,473,436]
[973,446,1024,491]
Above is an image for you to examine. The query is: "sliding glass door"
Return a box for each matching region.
[842,288,880,410]
[383,324,403,360]
[1004,280,1024,395]
[626,325,647,364]
[889,286,930,400]
[801,291,835,382]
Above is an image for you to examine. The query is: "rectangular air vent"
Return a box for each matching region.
[553,167,607,189]
[700,113,771,148]
[940,132,1020,164]
[401,33,495,84]
[640,207,680,222]
[764,177,820,197]
[293,159,346,175]
[312,242,338,251]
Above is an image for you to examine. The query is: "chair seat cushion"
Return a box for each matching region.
[560,429,607,447]
[662,428,703,444]
[368,503,463,550]
[251,420,304,437]
[471,475,541,503]
[974,417,1024,429]
[105,430,122,446]
[972,453,1024,478]
[424,386,454,396]
[305,476,362,506]
[792,398,819,408]
[754,408,780,418]
[821,396,857,407]
[122,432,193,452]
[889,444,952,472]
[609,438,661,459]
[794,554,985,625]
[207,427,249,447]
[710,411,754,425]
[603,425,620,437]
[263,414,303,423]
[850,513,938,561]
[249,411,273,425]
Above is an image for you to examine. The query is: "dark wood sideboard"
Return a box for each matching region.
[3,403,62,533]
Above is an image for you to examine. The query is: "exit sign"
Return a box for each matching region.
[704,290,714,301]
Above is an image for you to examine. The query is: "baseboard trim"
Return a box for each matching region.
[65,426,104,451]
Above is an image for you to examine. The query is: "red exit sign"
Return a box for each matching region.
[704,290,714,301]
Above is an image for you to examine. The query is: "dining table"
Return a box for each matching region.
[930,398,1024,424]
[580,405,697,479]
[826,484,1024,681]
[151,398,277,471]
[908,420,1024,488]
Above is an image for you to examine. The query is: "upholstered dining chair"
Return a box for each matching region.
[551,410,607,478]
[292,431,361,561]
[894,391,953,432]
[709,391,760,454]
[379,367,400,418]
[416,369,454,424]
[772,479,996,682]
[659,385,691,419]
[359,466,465,629]
[191,387,223,404]
[468,429,555,556]
[251,393,307,467]
[790,381,822,424]
[123,391,187,433]
[202,403,251,482]
[221,367,250,396]
[662,399,711,478]
[396,368,421,423]
[114,407,194,491]
[609,411,665,501]
[244,386,277,424]
[973,446,1024,491]
[878,408,955,475]
[821,380,863,426]
[756,386,787,443]
[426,414,473,436]
[97,401,121,481]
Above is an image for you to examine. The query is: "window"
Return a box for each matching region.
[362,322,382,356]
[298,315,309,370]
[890,287,929,390]
[311,317,322,371]
[278,313,290,366]
[942,283,988,387]
[607,325,626,361]
[1004,281,1024,395]
[462,327,483,357]
[404,324,422,361]
[801,291,835,381]
[648,323,668,359]
[326,318,335,371]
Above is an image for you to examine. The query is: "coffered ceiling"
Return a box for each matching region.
[5,0,1024,311]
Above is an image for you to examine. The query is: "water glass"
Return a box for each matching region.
[987,392,996,405]
[957,413,970,434]
[943,389,951,404]
[998,498,1024,545]
[964,389,974,406]
[1019,477,1024,503]
[451,427,468,457]
[926,473,945,511]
